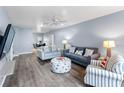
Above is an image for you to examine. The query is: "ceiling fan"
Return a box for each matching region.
[42,15,66,26]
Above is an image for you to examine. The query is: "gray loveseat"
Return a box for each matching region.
[36,47,61,60]
[63,46,100,67]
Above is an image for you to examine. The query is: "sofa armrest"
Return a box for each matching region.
[36,49,44,58]
[63,49,69,54]
[86,65,123,80]
[91,53,100,60]
[90,60,101,66]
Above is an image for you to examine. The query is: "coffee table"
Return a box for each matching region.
[50,57,71,73]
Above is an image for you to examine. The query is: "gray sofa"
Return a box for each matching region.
[63,47,100,67]
[36,47,61,60]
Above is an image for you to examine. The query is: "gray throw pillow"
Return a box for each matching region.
[84,48,94,56]
[69,47,75,53]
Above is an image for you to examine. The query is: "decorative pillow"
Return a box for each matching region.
[75,50,84,55]
[74,50,78,54]
[106,55,124,74]
[84,48,94,56]
[69,47,75,53]
[100,58,107,68]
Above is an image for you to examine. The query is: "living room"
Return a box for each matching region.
[0,4,124,91]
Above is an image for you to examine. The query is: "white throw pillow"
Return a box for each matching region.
[69,47,75,53]
[75,50,84,55]
[84,48,94,56]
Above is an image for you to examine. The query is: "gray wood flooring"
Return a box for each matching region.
[3,53,88,87]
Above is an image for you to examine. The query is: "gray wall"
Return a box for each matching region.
[50,10,124,56]
[13,27,33,55]
[0,7,34,56]
[33,33,44,43]
[0,7,34,57]
[0,7,10,35]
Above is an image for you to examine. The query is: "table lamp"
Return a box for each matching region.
[62,40,68,49]
[103,40,115,57]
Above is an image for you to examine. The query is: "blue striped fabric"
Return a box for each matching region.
[90,60,101,66]
[106,55,124,74]
[84,63,124,87]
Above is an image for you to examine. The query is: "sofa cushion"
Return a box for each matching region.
[64,53,77,59]
[43,46,52,53]
[64,52,90,63]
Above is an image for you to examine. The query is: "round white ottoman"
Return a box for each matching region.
[50,57,71,73]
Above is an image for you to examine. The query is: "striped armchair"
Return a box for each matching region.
[84,55,124,87]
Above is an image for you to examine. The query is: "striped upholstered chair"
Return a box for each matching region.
[84,55,124,87]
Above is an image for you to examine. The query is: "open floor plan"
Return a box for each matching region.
[0,6,124,87]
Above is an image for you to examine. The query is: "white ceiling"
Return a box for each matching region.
[3,6,124,31]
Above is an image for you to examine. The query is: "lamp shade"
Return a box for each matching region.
[103,40,115,48]
[62,40,68,44]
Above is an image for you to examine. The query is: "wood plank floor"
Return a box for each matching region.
[3,53,88,87]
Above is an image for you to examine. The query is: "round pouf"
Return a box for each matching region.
[50,57,71,73]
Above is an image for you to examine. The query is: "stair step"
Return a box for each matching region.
[0,60,15,87]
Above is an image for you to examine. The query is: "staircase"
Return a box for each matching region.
[0,60,15,87]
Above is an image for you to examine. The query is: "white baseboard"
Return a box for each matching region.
[13,52,32,57]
